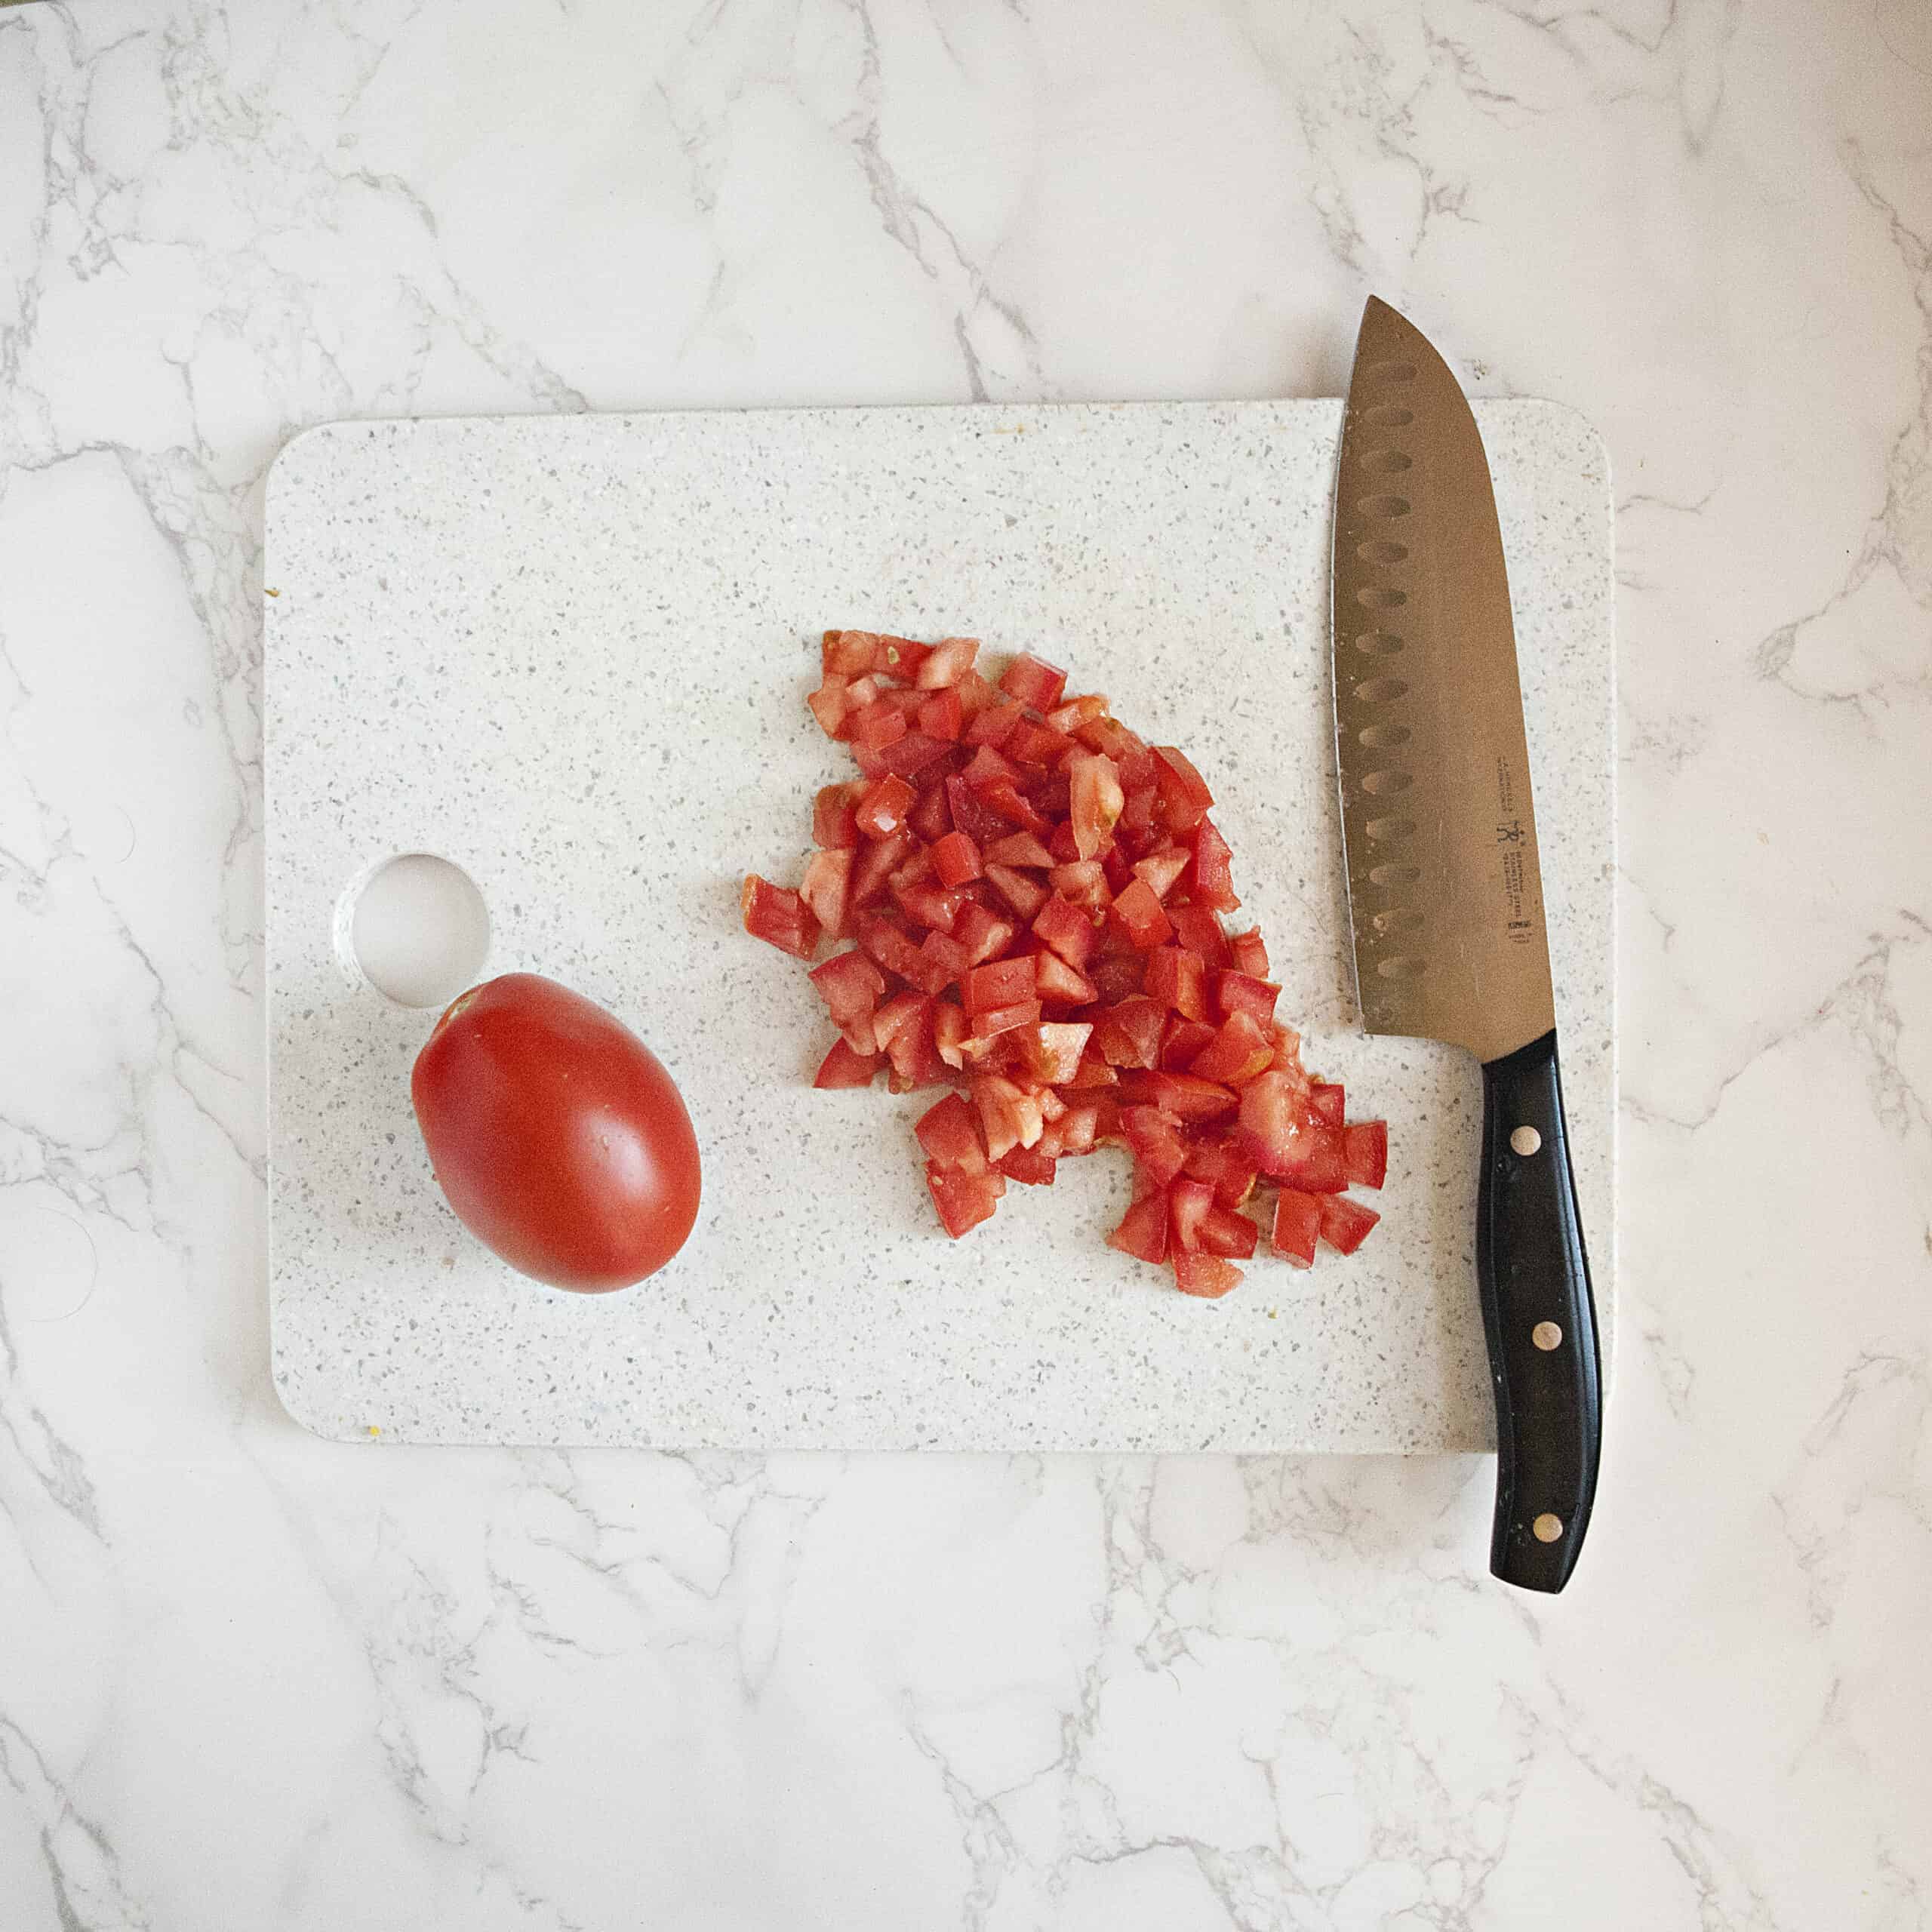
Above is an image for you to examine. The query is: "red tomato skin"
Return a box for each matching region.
[1343,1119,1389,1189]
[412,974,702,1294]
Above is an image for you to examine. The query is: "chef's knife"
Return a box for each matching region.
[1331,297,1602,1592]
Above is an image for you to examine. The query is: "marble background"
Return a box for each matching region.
[1,1,1926,1927]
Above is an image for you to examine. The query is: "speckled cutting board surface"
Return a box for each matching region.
[265,400,1614,1452]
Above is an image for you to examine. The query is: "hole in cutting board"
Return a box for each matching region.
[349,854,491,1008]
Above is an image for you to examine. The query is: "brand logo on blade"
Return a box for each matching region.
[1496,759,1534,943]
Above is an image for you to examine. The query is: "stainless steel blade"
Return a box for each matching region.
[1332,297,1556,1066]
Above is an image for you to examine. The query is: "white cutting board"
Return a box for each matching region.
[264,400,1614,1452]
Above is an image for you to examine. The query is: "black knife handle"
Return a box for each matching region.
[1476,1029,1602,1592]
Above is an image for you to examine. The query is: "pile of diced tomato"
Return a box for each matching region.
[740,632,1388,1298]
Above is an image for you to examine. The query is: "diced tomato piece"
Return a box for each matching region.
[872,634,932,678]
[1185,1136,1260,1209]
[1033,894,1100,969]
[814,1037,883,1088]
[1240,1071,1310,1176]
[1168,1176,1215,1251]
[887,843,934,891]
[1121,1106,1189,1185]
[893,879,964,934]
[1160,1015,1218,1071]
[912,928,971,994]
[1188,1011,1273,1087]
[874,731,951,780]
[915,636,980,689]
[1108,1189,1170,1264]
[1121,1071,1236,1122]
[885,1011,946,1091]
[915,1092,988,1174]
[1171,1251,1242,1297]
[1319,1194,1380,1255]
[964,955,1035,1014]
[822,630,877,676]
[907,780,952,844]
[856,914,924,983]
[1198,1204,1260,1260]
[1044,819,1079,865]
[1217,972,1281,1026]
[1102,848,1136,897]
[807,676,851,741]
[1051,1105,1100,1155]
[1049,859,1111,910]
[799,848,854,938]
[1227,928,1270,978]
[849,829,914,912]
[915,688,963,741]
[953,669,998,718]
[1007,718,1075,768]
[929,830,981,887]
[997,1144,1058,1186]
[970,999,1041,1040]
[932,998,970,1069]
[740,875,820,960]
[1270,1189,1321,1267]
[1188,817,1239,912]
[1093,996,1167,1070]
[808,947,887,1049]
[976,863,1041,921]
[1032,950,1098,1004]
[1000,651,1069,712]
[1047,694,1109,734]
[1011,1021,1092,1086]
[1309,1082,1346,1129]
[926,1161,1004,1237]
[1144,945,1208,1021]
[1064,1044,1118,1089]
[981,777,1053,835]
[1075,713,1144,760]
[1240,1075,1346,1190]
[1133,846,1190,900]
[855,774,915,838]
[984,830,1054,868]
[944,775,1007,846]
[872,989,928,1051]
[973,1075,1044,1160]
[814,781,863,851]
[1118,783,1158,844]
[1151,745,1214,832]
[1269,1023,1306,1075]
[964,700,1024,748]
[961,743,1017,790]
[1343,1120,1389,1189]
[1168,904,1228,970]
[1067,753,1124,860]
[1109,877,1173,949]
[1283,1128,1351,1195]
[1088,953,1146,1004]
[850,700,909,753]
[954,903,1016,968]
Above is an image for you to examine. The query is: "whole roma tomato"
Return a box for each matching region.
[411,973,701,1292]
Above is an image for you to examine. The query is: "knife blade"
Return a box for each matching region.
[1332,296,1603,1592]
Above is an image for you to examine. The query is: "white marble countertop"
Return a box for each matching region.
[2,2,1927,1926]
